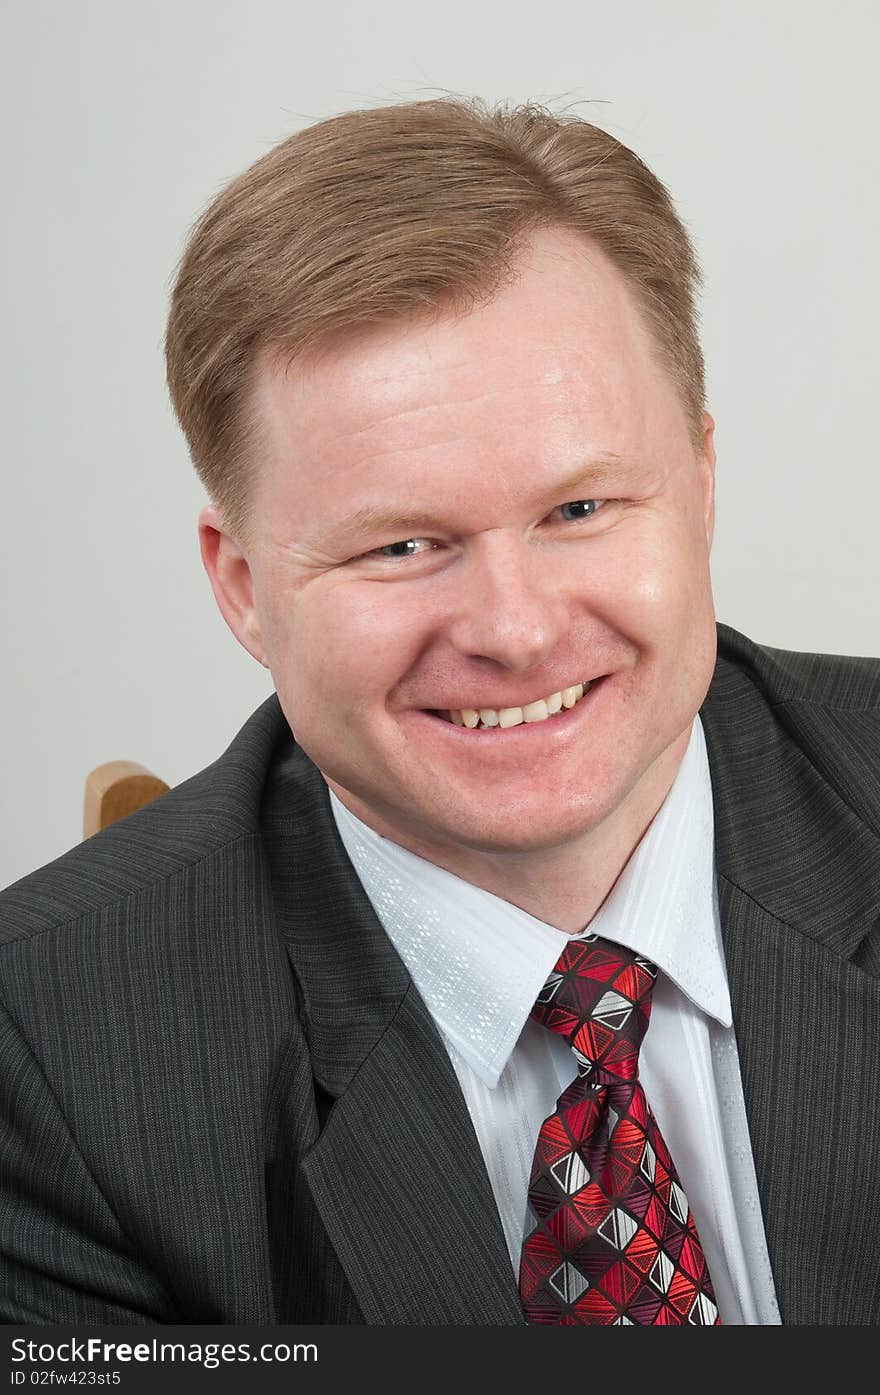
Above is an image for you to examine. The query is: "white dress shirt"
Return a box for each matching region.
[328,716,781,1325]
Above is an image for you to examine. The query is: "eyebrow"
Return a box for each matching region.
[331,455,645,544]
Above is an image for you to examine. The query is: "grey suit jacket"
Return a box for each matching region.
[1,622,879,1325]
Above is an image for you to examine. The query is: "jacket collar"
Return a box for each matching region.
[700,622,880,957]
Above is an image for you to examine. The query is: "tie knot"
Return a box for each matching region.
[531,933,657,1082]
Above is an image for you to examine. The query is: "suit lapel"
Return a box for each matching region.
[714,879,880,1325]
[300,986,525,1324]
[700,632,880,1324]
[261,736,523,1325]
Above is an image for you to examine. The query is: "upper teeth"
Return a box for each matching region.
[447,682,590,729]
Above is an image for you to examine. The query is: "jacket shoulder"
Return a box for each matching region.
[712,623,880,816]
[709,622,880,974]
[0,693,287,949]
[715,621,880,710]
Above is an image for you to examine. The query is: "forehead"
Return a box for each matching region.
[249,227,687,537]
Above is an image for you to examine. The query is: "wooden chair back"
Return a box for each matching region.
[83,762,170,838]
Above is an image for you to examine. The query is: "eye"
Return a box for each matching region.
[558,499,605,520]
[370,538,437,559]
[360,501,609,563]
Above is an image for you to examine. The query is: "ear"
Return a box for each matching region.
[198,504,269,667]
[697,411,716,550]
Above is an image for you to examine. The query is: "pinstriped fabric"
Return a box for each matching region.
[0,697,285,946]
[0,836,302,1323]
[0,698,518,1325]
[299,987,523,1324]
[715,885,880,1325]
[0,998,173,1323]
[774,705,880,833]
[261,750,525,1324]
[261,780,413,1096]
[718,632,880,708]
[700,644,880,958]
[699,630,880,1326]
[0,622,879,1324]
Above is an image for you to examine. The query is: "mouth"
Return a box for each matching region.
[424,676,602,732]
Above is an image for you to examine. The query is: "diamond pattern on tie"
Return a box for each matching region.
[518,933,721,1326]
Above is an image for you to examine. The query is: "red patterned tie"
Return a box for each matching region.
[518,934,721,1325]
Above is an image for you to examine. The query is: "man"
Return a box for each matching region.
[1,98,878,1326]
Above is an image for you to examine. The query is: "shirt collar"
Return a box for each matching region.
[328,714,731,1090]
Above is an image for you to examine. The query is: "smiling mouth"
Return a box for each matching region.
[428,679,596,730]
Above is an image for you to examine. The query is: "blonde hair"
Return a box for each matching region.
[165,96,705,544]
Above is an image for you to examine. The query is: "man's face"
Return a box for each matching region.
[203,226,717,865]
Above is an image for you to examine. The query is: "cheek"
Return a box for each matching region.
[271,579,433,708]
[563,527,713,696]
[579,517,701,631]
[627,546,707,624]
[612,513,716,695]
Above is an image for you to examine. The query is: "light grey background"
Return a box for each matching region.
[2,0,878,890]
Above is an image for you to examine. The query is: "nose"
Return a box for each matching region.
[445,531,570,672]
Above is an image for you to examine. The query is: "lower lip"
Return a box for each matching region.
[408,675,610,747]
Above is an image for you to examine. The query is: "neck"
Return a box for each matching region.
[328,726,691,935]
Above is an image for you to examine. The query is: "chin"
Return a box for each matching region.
[417,796,615,858]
